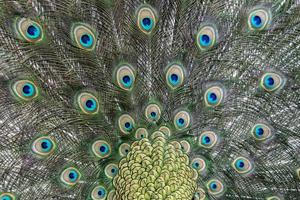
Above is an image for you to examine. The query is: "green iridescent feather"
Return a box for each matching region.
[0,0,299,200]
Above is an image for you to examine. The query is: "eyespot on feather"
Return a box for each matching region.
[191,157,206,173]
[204,85,224,107]
[248,8,272,31]
[115,64,136,91]
[11,80,39,101]
[71,23,96,50]
[31,136,56,157]
[105,163,119,179]
[199,131,218,148]
[145,103,161,122]
[91,140,112,159]
[14,17,44,43]
[90,185,107,200]
[60,167,81,187]
[118,114,135,134]
[197,25,218,51]
[135,128,148,139]
[137,5,157,34]
[260,72,285,92]
[0,193,16,200]
[251,123,272,141]
[173,110,191,130]
[77,92,99,115]
[165,63,185,90]
[206,179,225,197]
[119,143,130,157]
[231,156,254,175]
[193,188,206,200]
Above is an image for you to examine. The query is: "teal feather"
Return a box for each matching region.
[0,0,299,200]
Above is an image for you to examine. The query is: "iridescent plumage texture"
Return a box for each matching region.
[0,0,300,200]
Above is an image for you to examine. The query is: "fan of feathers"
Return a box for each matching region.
[0,0,299,200]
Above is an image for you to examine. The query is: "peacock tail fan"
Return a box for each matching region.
[0,0,299,200]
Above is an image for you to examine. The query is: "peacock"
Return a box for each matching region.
[0,0,299,199]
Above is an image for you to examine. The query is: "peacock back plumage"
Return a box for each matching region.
[0,0,299,200]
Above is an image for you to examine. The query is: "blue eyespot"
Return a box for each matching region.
[1,195,12,200]
[232,156,253,175]
[252,123,272,141]
[105,163,119,179]
[137,5,157,34]
[124,122,132,131]
[118,114,135,134]
[200,34,211,47]
[255,126,264,137]
[251,15,262,28]
[150,112,156,118]
[202,136,211,144]
[125,122,131,129]
[205,86,224,107]
[170,74,180,86]
[32,136,56,157]
[260,72,284,92]
[177,118,185,127]
[12,80,38,101]
[77,92,99,115]
[68,170,78,182]
[115,64,136,91]
[141,17,153,31]
[97,188,106,198]
[248,8,271,31]
[122,75,132,88]
[191,158,206,173]
[208,92,217,103]
[264,75,274,88]
[0,193,15,200]
[91,185,107,199]
[98,188,105,196]
[199,131,218,148]
[99,144,108,154]
[166,63,185,90]
[135,128,149,139]
[26,24,41,39]
[236,159,244,169]
[2,196,11,200]
[92,140,111,159]
[40,139,53,152]
[84,98,97,112]
[210,182,217,190]
[170,74,179,84]
[174,111,191,130]
[15,18,44,42]
[72,23,96,50]
[206,179,225,196]
[145,103,161,122]
[197,25,217,51]
[80,33,93,48]
[60,167,81,186]
[22,83,35,97]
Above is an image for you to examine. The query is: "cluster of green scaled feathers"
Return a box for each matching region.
[0,0,300,200]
